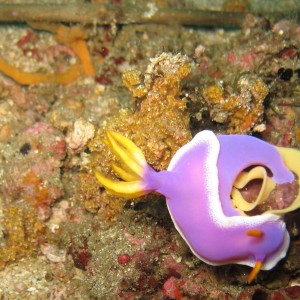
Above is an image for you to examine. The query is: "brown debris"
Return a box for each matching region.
[203,76,269,134]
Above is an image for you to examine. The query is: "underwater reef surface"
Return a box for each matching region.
[0,0,300,299]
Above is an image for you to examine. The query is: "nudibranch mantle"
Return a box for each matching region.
[95,130,298,283]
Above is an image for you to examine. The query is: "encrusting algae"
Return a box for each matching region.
[203,76,269,134]
[84,53,192,220]
[122,69,148,98]
[0,23,95,85]
[0,204,46,270]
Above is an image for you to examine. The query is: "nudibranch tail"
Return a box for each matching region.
[94,131,156,198]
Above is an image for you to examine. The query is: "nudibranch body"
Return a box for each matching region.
[95,130,299,283]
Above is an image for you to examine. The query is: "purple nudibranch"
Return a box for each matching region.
[95,130,300,283]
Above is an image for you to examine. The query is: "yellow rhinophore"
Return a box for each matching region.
[94,131,149,198]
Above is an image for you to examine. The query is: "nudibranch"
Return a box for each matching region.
[95,130,300,283]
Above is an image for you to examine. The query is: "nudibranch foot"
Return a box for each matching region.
[95,131,156,198]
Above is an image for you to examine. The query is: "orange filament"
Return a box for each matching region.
[0,57,81,85]
[246,229,264,238]
[0,24,95,85]
[70,39,95,77]
[248,260,262,283]
[55,25,96,77]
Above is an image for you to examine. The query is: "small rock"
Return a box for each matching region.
[40,244,66,263]
[162,276,183,299]
[66,117,95,154]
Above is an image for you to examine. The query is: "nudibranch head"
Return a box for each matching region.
[94,130,300,283]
